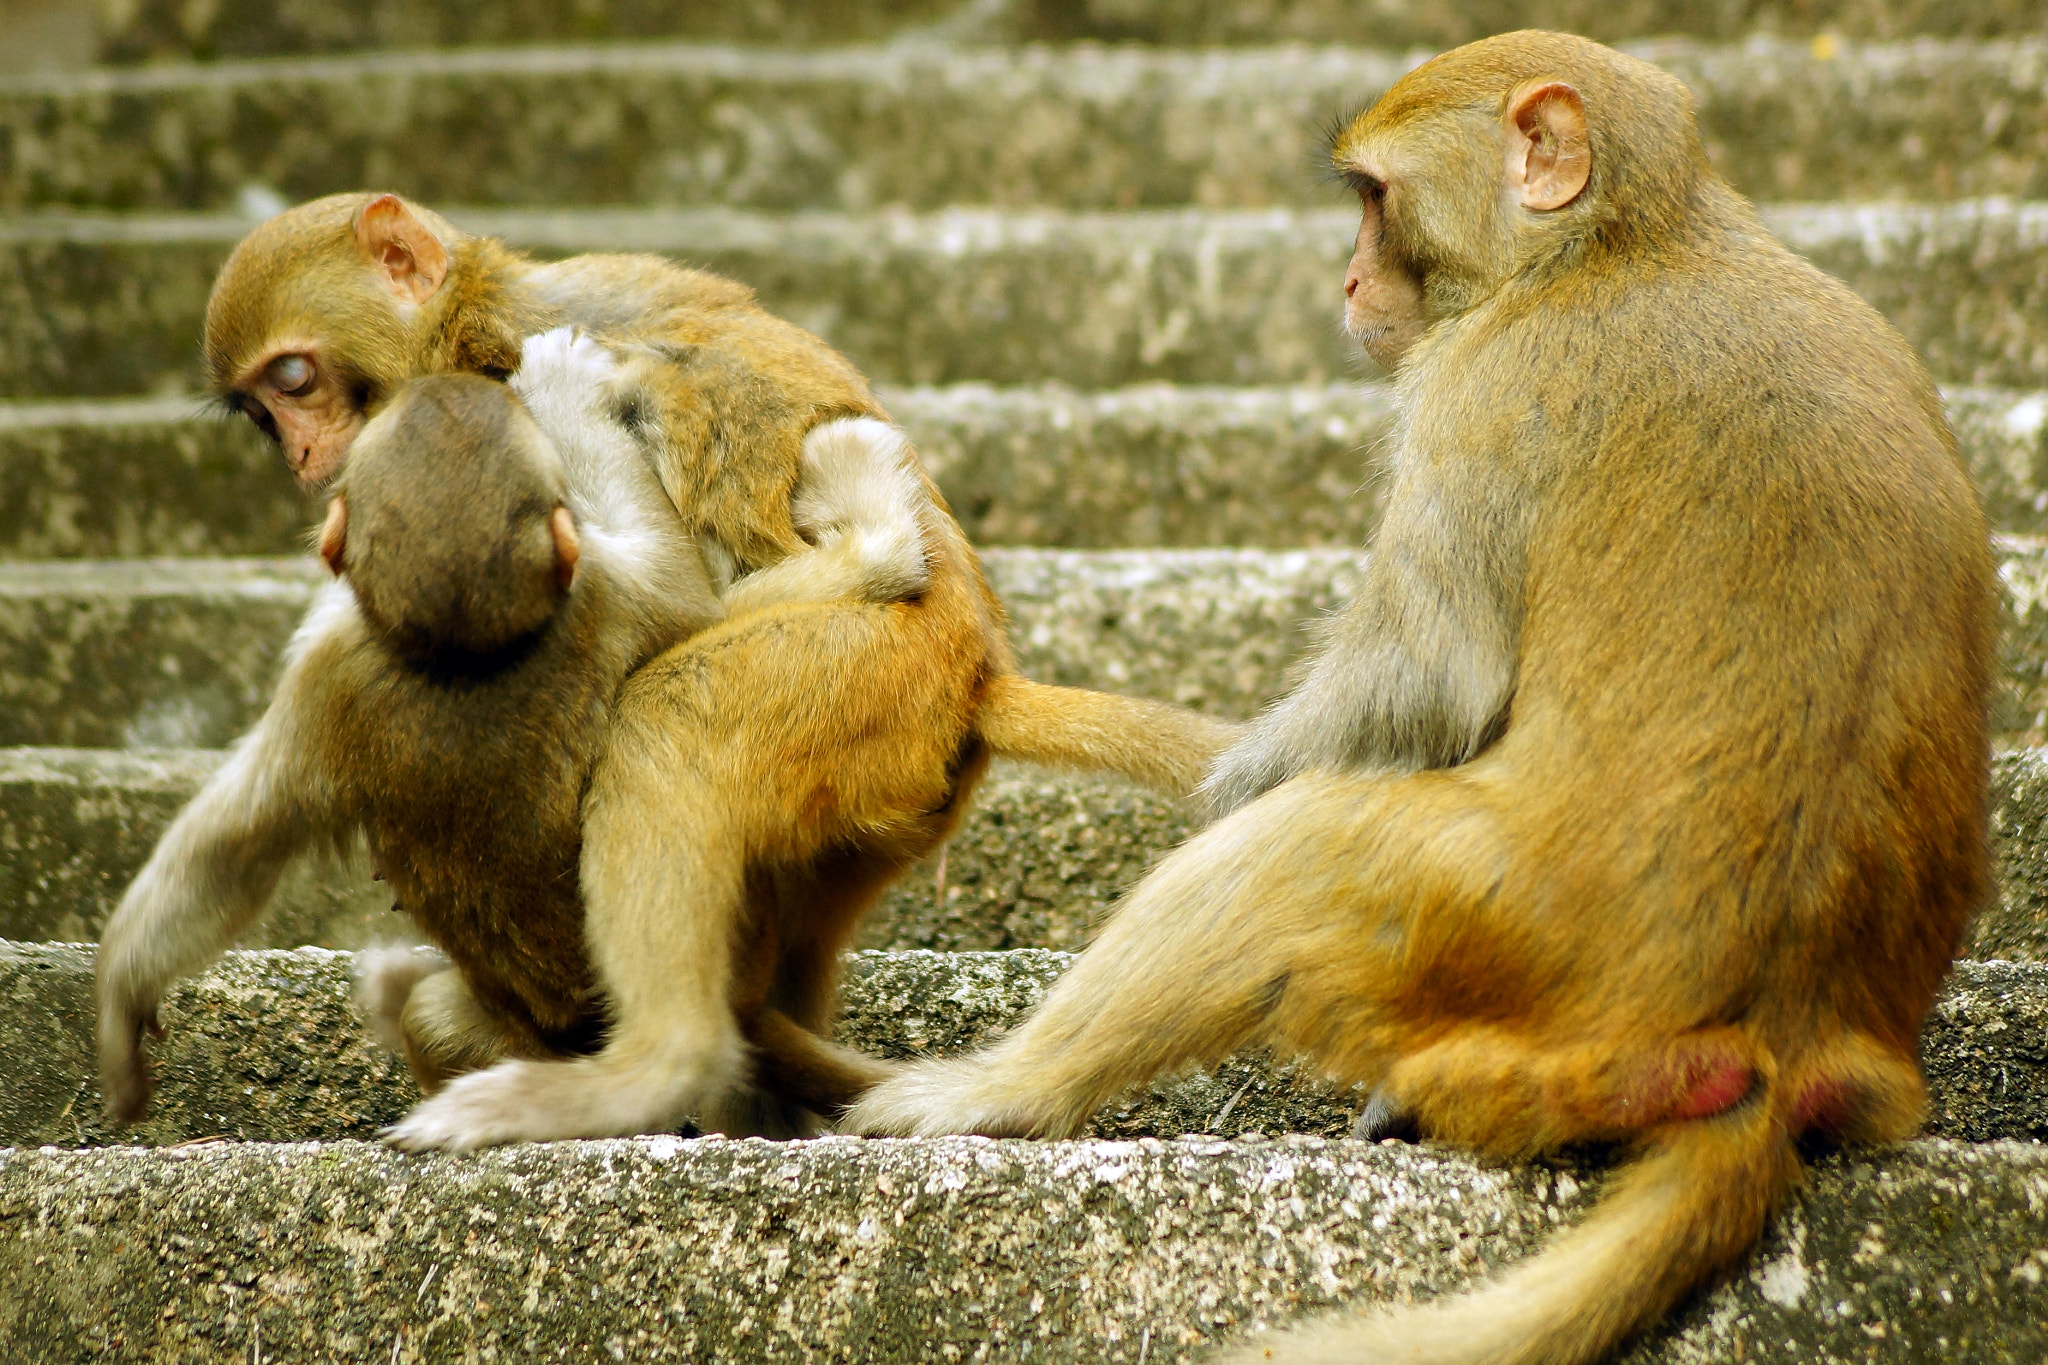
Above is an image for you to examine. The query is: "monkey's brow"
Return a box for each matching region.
[1334,167,1386,198]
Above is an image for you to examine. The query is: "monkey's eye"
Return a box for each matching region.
[265,354,318,398]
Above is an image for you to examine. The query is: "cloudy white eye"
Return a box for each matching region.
[266,354,317,397]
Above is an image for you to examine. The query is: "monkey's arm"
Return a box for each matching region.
[96,667,346,1121]
[1199,488,1524,816]
[720,416,932,616]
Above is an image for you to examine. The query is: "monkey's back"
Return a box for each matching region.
[297,580,646,1049]
[1438,203,1995,1071]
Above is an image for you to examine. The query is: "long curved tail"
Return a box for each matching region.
[1230,1093,1801,1365]
[975,674,1245,800]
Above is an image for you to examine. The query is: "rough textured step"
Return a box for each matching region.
[0,384,1396,559]
[74,0,2048,66]
[76,0,2048,63]
[1035,0,2048,45]
[8,385,2048,558]
[7,541,2048,751]
[0,752,1191,953]
[2,1135,2045,1365]
[7,745,2047,961]
[5,201,2046,398]
[4,42,2048,214]
[2,941,2042,1148]
[94,0,973,63]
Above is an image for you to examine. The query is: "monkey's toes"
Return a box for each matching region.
[841,1059,1038,1137]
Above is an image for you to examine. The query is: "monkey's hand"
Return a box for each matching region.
[96,992,165,1124]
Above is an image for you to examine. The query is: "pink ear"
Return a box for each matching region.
[319,497,348,576]
[354,194,450,305]
[550,506,580,589]
[1505,82,1590,212]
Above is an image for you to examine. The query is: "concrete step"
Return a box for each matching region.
[0,384,1395,560]
[0,752,1194,954]
[1038,0,2048,45]
[8,743,2046,961]
[4,42,2048,214]
[4,1134,2043,1365]
[9,541,2048,751]
[76,0,2048,65]
[5,201,2047,398]
[10,385,2048,558]
[3,941,2043,1148]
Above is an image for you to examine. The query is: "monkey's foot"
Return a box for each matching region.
[840,1057,1051,1137]
[352,943,449,1055]
[382,1043,741,1150]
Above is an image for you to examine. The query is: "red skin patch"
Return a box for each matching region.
[1671,1059,1755,1120]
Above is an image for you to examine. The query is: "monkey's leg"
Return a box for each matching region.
[845,769,1491,1138]
[381,768,753,1150]
[97,714,333,1121]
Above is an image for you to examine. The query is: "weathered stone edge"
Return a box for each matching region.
[1,942,2041,1149]
[4,384,2043,557]
[5,746,2048,962]
[0,1134,2043,1364]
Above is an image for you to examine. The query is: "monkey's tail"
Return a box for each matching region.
[1236,1091,1801,1365]
[974,674,1245,800]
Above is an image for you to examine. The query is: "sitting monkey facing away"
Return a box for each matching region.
[849,30,1995,1365]
[102,329,938,1137]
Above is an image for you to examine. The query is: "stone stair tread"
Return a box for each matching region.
[4,40,2048,213]
[2,1132,2044,1362]
[83,0,2048,65]
[7,384,2048,557]
[6,200,2046,396]
[1,941,2042,1148]
[5,745,2048,961]
[7,542,2048,751]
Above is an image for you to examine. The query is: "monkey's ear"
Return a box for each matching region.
[550,506,580,589]
[1504,81,1590,212]
[319,497,348,576]
[354,195,451,306]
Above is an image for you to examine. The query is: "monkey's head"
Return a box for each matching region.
[205,192,523,490]
[1329,30,1707,370]
[322,374,581,668]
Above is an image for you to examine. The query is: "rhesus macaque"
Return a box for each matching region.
[102,332,939,1134]
[98,193,1241,1148]
[849,31,1993,1365]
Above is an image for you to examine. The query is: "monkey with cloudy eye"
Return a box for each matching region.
[849,30,1994,1365]
[99,203,1242,1148]
[104,330,942,1135]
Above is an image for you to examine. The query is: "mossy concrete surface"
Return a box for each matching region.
[8,540,2048,750]
[0,1133,2044,1363]
[81,0,2048,62]
[5,743,2048,960]
[5,43,2048,213]
[6,201,2048,398]
[1,942,2042,1149]
[0,751,1196,952]
[9,384,2048,559]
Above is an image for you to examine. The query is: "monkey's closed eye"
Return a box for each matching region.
[266,353,319,398]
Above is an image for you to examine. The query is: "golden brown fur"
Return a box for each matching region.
[98,193,1241,1146]
[848,32,1993,1365]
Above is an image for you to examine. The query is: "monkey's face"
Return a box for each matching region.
[226,346,369,488]
[1331,77,1592,372]
[206,193,455,491]
[1339,177,1429,371]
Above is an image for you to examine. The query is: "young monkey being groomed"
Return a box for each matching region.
[849,31,1996,1365]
